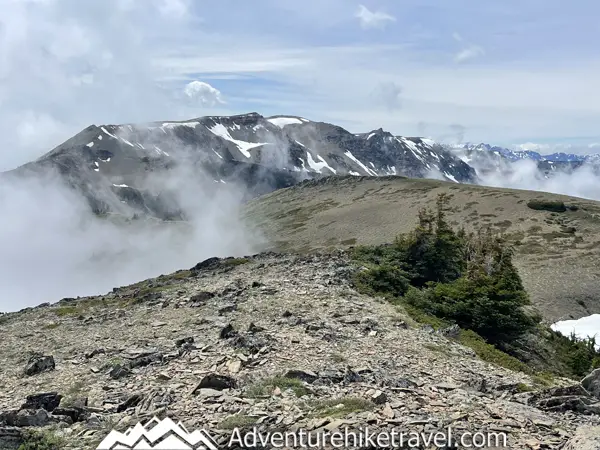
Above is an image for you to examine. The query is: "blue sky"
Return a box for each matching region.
[1,0,600,169]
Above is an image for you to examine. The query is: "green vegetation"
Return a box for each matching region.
[18,430,64,450]
[245,376,309,398]
[526,199,567,213]
[221,257,251,267]
[309,396,374,418]
[218,414,256,430]
[457,330,532,374]
[545,330,600,377]
[351,193,599,379]
[54,306,80,317]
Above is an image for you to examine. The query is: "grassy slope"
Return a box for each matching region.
[245,175,600,323]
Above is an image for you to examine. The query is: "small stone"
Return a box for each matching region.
[370,390,387,405]
[226,359,242,374]
[381,404,395,419]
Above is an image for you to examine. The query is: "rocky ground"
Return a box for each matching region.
[1,251,600,449]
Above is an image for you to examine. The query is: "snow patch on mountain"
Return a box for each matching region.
[267,117,306,128]
[208,123,266,158]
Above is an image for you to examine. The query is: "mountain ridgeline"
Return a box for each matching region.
[3,112,600,221]
[2,113,476,220]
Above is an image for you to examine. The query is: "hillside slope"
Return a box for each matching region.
[1,253,599,449]
[245,175,600,322]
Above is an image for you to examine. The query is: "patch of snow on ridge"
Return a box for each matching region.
[112,184,129,188]
[444,172,459,183]
[209,123,265,158]
[306,152,337,174]
[344,151,377,176]
[120,137,135,147]
[162,121,200,129]
[267,117,304,128]
[552,315,600,349]
[154,145,170,157]
[101,127,117,139]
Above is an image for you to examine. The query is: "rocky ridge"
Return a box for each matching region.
[1,251,600,449]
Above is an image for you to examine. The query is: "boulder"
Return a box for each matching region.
[24,355,55,376]
[20,393,62,412]
[582,369,600,399]
[563,426,600,450]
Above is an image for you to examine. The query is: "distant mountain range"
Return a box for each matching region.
[448,142,600,178]
[2,112,599,221]
[456,142,600,163]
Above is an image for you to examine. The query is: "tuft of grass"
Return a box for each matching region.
[245,376,309,398]
[330,353,347,363]
[515,383,534,393]
[18,429,64,450]
[164,270,192,280]
[532,372,555,388]
[222,258,251,267]
[218,414,256,430]
[457,330,533,375]
[309,396,374,418]
[101,357,125,371]
[423,343,447,353]
[54,306,80,317]
[401,304,450,330]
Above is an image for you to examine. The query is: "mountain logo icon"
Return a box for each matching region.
[96,416,218,449]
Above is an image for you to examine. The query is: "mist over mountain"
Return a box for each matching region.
[448,142,600,201]
[2,112,600,312]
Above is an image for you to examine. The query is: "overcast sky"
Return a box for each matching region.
[1,0,600,170]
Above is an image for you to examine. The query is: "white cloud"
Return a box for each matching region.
[453,33,485,63]
[372,81,402,110]
[158,0,189,19]
[355,4,396,30]
[454,45,485,63]
[183,80,225,106]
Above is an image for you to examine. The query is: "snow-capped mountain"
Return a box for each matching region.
[2,112,475,220]
[458,142,600,163]
[449,142,600,177]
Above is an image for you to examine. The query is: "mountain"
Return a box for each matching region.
[450,142,600,179]
[1,113,476,221]
[246,175,600,323]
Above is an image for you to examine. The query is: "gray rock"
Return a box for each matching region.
[0,427,23,450]
[195,374,237,392]
[284,370,318,383]
[20,393,62,412]
[109,364,131,379]
[582,368,600,399]
[563,425,600,450]
[0,409,50,427]
[24,355,55,376]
